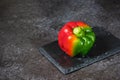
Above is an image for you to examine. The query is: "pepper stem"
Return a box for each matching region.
[73,27,85,37]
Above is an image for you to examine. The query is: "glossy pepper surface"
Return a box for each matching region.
[58,21,96,57]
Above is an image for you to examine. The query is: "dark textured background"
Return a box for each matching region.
[0,0,120,80]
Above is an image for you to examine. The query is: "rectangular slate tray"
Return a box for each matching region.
[39,27,120,74]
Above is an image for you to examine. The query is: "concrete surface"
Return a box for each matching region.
[0,0,120,80]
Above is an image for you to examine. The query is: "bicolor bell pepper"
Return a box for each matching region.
[58,21,96,57]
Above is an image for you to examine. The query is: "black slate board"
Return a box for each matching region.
[39,27,120,74]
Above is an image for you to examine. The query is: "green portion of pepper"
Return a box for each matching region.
[73,27,95,57]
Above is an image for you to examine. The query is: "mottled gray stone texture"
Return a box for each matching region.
[0,0,120,80]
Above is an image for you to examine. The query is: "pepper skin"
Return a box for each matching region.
[58,21,95,57]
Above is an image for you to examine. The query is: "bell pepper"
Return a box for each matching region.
[58,21,96,57]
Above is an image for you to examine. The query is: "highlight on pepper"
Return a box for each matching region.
[58,21,96,57]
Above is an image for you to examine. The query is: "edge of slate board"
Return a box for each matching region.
[39,46,120,74]
[39,47,66,74]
